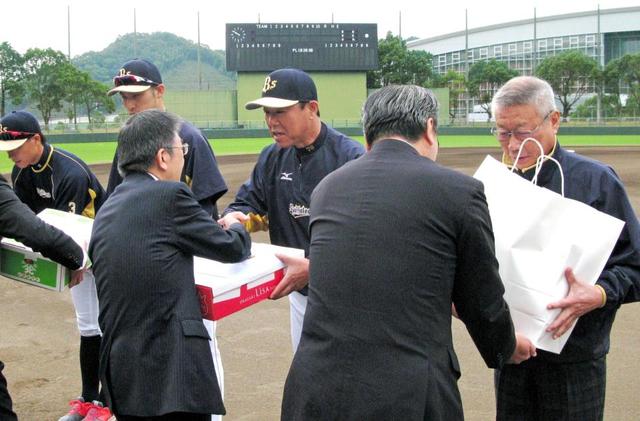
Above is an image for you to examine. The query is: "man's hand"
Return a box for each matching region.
[69,268,85,288]
[508,333,537,364]
[270,254,309,300]
[217,211,248,229]
[546,267,603,339]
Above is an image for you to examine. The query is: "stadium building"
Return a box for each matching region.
[407,6,640,120]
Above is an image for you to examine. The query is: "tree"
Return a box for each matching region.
[437,70,466,123]
[571,94,620,119]
[367,32,435,88]
[77,76,115,128]
[605,53,640,116]
[20,48,69,129]
[535,51,599,120]
[467,59,518,120]
[0,42,24,116]
[61,65,115,129]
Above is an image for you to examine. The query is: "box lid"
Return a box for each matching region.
[194,243,304,295]
[1,208,93,254]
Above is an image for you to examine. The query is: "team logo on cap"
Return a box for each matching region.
[118,68,131,77]
[263,76,277,93]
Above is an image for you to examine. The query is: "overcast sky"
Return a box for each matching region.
[3,0,639,57]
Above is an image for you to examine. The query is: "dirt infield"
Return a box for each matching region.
[1,147,639,420]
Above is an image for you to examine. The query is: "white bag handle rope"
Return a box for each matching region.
[510,137,565,197]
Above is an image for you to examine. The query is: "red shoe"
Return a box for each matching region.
[58,398,93,421]
[82,401,115,421]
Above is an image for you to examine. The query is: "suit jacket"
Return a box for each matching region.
[0,175,83,269]
[89,172,251,417]
[281,140,516,421]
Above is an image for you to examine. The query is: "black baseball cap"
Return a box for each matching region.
[107,59,163,96]
[0,111,42,151]
[245,68,318,110]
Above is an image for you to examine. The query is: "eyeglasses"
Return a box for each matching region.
[491,111,554,142]
[166,143,189,156]
[113,74,159,87]
[0,130,36,141]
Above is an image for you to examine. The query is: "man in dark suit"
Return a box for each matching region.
[281,85,535,420]
[89,109,251,421]
[0,139,85,420]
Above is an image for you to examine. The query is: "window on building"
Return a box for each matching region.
[509,43,517,55]
[586,34,595,46]
[439,55,446,66]
[554,38,563,49]
[494,45,503,57]
[538,39,547,50]
[452,52,460,62]
[570,36,579,47]
[468,50,474,61]
[523,41,532,52]
[479,47,488,59]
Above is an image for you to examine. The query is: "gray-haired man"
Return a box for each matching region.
[491,76,640,420]
[282,85,534,420]
[89,110,250,421]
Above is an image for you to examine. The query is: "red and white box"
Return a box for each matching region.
[194,243,304,320]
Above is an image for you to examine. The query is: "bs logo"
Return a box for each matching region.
[262,76,277,93]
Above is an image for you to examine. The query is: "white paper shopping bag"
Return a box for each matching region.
[473,155,624,353]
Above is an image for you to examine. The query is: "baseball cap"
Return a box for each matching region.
[245,68,318,110]
[107,59,163,96]
[0,111,42,151]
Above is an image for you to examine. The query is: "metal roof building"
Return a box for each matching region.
[407,6,640,119]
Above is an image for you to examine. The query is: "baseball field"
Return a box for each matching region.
[1,142,639,420]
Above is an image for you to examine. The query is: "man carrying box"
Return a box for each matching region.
[221,68,364,351]
[90,109,251,420]
[490,76,640,420]
[106,59,229,418]
[0,111,111,421]
[0,164,85,420]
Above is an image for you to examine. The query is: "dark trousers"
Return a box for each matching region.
[116,413,210,421]
[495,356,606,421]
[0,361,18,421]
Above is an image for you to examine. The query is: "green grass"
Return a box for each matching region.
[2,135,639,174]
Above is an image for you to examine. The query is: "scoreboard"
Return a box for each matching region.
[225,23,378,72]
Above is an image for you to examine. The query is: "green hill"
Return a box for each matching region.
[73,32,236,90]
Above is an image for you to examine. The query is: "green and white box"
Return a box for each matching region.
[0,209,92,292]
[0,242,70,291]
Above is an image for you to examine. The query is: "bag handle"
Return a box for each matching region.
[511,137,565,197]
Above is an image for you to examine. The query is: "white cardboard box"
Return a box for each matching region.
[0,209,92,291]
[195,243,305,320]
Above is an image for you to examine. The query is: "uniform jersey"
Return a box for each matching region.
[12,144,105,218]
[106,120,227,217]
[225,123,364,256]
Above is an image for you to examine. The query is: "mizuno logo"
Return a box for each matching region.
[280,172,293,181]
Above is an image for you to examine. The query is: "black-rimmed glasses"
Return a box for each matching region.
[490,111,554,142]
